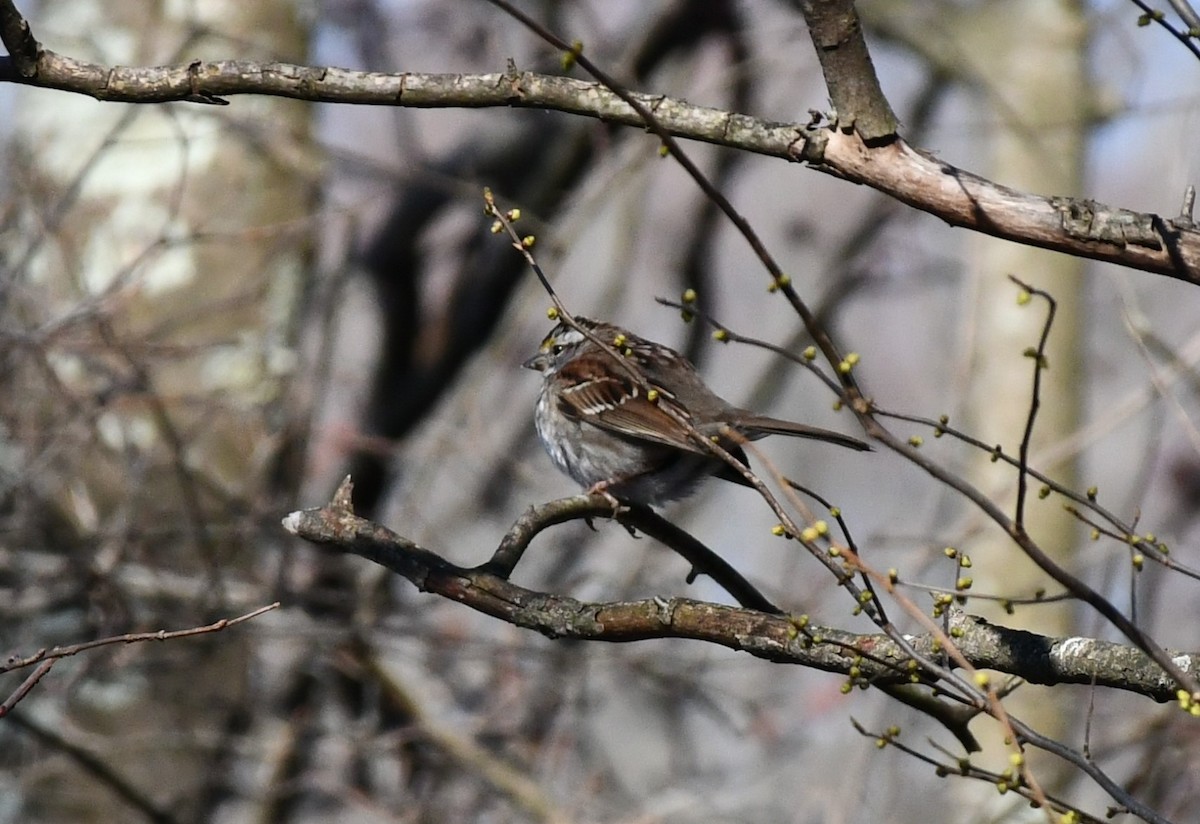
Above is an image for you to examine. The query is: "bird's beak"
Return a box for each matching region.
[522,353,549,371]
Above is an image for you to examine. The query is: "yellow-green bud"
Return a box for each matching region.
[561,40,583,70]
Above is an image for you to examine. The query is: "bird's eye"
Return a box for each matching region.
[551,344,565,356]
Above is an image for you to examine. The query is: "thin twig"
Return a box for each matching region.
[0,660,54,718]
[1,603,280,675]
[849,720,1105,824]
[1008,276,1056,531]
[1130,0,1200,60]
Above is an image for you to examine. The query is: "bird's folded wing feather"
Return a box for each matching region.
[557,366,707,454]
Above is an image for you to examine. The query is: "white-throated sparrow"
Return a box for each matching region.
[523,316,869,505]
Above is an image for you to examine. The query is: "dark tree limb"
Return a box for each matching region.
[0,0,37,77]
[799,0,898,140]
[283,478,1200,705]
[484,496,782,614]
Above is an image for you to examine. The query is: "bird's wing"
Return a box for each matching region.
[555,360,708,454]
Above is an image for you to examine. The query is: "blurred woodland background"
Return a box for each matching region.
[3,1,1200,822]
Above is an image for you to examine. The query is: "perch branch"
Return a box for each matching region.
[283,478,1199,704]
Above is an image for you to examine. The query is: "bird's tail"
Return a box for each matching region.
[737,415,871,452]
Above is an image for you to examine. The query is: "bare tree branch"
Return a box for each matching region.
[0,1,1196,284]
[796,130,1200,283]
[0,0,37,77]
[798,0,898,140]
[1,603,280,676]
[283,478,1198,705]
[483,495,783,614]
[850,720,1109,824]
[0,660,52,718]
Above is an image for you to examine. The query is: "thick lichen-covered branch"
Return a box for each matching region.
[0,61,1194,282]
[283,478,1199,704]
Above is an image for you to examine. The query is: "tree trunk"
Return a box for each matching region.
[960,0,1088,812]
